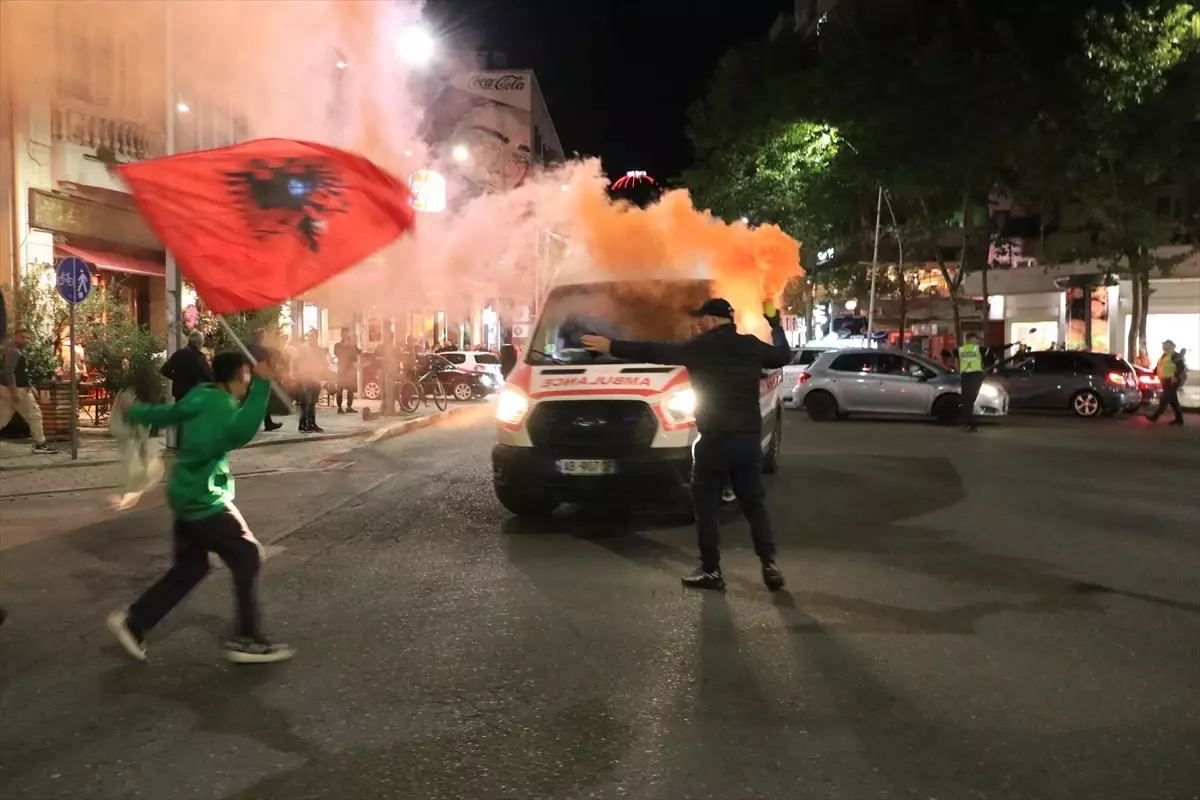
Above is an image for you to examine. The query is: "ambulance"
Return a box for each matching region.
[492,269,785,517]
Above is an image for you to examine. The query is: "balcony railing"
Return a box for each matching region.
[50,100,158,161]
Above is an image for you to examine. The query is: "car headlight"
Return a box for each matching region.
[479,373,494,386]
[978,383,1000,399]
[662,388,697,425]
[496,389,529,427]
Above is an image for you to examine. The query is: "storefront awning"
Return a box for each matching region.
[55,244,165,278]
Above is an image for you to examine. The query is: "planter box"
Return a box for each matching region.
[36,382,76,441]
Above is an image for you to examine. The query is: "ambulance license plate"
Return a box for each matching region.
[556,459,616,476]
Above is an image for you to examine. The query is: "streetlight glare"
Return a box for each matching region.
[561,184,570,192]
[397,24,436,65]
[176,102,190,113]
[451,144,470,162]
[335,60,347,70]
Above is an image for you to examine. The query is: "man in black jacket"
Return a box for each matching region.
[582,298,792,591]
[160,331,213,447]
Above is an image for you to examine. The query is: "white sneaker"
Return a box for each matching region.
[106,610,147,662]
[224,637,296,664]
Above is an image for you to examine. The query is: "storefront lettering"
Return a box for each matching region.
[28,189,162,251]
[468,74,526,92]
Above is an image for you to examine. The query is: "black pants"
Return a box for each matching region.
[1151,380,1184,422]
[298,384,319,429]
[127,508,263,640]
[336,382,355,410]
[691,432,777,571]
[961,371,985,427]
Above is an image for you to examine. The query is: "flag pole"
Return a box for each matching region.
[216,315,295,409]
[163,0,183,449]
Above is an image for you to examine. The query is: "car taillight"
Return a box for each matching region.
[1139,374,1161,386]
[1106,371,1126,386]
[473,364,486,372]
[798,371,812,384]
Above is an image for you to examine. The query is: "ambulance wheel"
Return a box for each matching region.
[495,482,558,517]
[762,411,783,474]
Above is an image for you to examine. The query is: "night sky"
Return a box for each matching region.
[426,0,791,182]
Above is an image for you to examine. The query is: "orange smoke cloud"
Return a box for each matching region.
[553,163,803,341]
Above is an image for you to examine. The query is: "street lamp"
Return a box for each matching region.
[175,101,190,113]
[451,144,470,163]
[397,24,436,66]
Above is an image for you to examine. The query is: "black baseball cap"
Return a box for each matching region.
[690,298,735,320]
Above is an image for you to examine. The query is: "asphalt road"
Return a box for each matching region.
[1,409,1198,800]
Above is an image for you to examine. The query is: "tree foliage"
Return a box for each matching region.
[685,0,1200,346]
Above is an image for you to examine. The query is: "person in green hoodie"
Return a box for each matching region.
[106,351,295,664]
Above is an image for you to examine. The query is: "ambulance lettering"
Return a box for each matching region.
[541,376,654,388]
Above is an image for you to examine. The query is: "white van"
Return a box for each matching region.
[492,273,785,517]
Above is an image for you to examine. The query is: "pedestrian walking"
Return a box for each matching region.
[159,330,213,449]
[0,327,58,453]
[582,298,792,591]
[333,327,361,414]
[1149,339,1187,426]
[248,328,283,432]
[958,332,985,433]
[106,351,294,664]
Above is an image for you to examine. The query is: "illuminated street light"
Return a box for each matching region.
[176,102,190,113]
[845,299,858,311]
[451,144,470,163]
[561,184,570,192]
[335,60,347,70]
[397,24,436,66]
[740,217,748,223]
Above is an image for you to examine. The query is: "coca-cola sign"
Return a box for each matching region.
[468,73,526,92]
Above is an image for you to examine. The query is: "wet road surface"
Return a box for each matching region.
[1,411,1198,799]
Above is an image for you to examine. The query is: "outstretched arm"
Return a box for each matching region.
[759,316,792,368]
[222,378,272,451]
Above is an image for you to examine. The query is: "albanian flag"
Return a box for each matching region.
[118,138,415,314]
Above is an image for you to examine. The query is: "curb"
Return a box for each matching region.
[0,405,479,499]
[0,406,479,474]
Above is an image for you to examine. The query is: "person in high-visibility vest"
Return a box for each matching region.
[1149,339,1186,426]
[958,332,986,432]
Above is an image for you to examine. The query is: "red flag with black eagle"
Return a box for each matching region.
[118,138,415,314]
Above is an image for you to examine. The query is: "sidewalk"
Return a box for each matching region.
[0,400,485,498]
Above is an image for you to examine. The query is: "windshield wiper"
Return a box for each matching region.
[527,350,567,365]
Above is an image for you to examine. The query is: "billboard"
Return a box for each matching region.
[427,70,533,194]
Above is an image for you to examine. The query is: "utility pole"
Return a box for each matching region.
[866,185,883,342]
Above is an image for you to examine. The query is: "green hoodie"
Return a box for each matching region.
[126,378,271,521]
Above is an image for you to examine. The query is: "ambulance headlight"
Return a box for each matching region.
[496,389,529,427]
[663,388,697,425]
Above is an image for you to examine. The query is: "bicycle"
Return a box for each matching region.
[397,363,448,413]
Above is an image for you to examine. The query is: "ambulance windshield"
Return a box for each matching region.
[527,279,713,364]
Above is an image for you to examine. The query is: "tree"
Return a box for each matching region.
[1034,1,1200,362]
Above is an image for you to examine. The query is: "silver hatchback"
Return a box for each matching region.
[792,348,1009,424]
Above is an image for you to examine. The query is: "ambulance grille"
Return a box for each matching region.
[527,400,657,453]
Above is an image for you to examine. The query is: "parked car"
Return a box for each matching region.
[989,351,1142,418]
[438,350,505,385]
[781,345,834,404]
[792,348,1009,424]
[1132,364,1164,408]
[361,353,499,402]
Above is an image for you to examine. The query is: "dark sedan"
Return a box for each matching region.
[990,351,1142,418]
[361,353,499,402]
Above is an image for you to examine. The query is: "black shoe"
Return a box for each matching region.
[681,567,725,591]
[264,421,283,432]
[1171,418,1184,426]
[346,406,356,413]
[224,637,295,664]
[33,442,59,453]
[336,407,345,415]
[309,425,325,433]
[762,562,785,591]
[964,425,978,433]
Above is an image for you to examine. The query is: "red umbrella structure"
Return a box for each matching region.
[610,170,656,191]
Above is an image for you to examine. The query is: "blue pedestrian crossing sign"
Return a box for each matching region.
[56,256,93,304]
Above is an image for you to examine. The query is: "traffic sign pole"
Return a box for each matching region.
[69,299,78,460]
[55,256,91,461]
